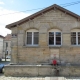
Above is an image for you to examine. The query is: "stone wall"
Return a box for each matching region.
[10,9,80,64]
[4,65,80,77]
[10,47,80,64]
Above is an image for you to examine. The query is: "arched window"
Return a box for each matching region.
[26,29,39,46]
[71,29,80,45]
[48,29,62,46]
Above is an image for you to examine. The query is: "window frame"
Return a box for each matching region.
[6,42,8,47]
[25,29,39,46]
[6,50,8,55]
[48,30,62,47]
[71,32,80,46]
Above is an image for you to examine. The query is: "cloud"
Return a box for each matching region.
[0,7,31,36]
[0,1,4,5]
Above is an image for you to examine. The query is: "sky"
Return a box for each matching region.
[0,0,80,36]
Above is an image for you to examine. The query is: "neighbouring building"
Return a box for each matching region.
[3,34,11,59]
[4,4,80,77]
[0,35,4,60]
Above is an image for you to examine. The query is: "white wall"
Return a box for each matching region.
[0,37,3,59]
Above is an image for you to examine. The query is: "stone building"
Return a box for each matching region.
[3,34,11,59]
[4,4,80,77]
[0,35,4,60]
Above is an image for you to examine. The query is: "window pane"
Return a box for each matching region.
[56,32,61,37]
[49,32,54,45]
[78,32,80,44]
[6,42,8,47]
[56,32,61,45]
[27,32,32,44]
[78,37,80,44]
[78,32,80,39]
[71,32,76,36]
[71,32,76,45]
[56,37,61,45]
[71,37,76,45]
[78,32,80,36]
[34,32,39,44]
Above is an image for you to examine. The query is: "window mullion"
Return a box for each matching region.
[54,32,55,45]
[61,32,62,45]
[32,32,34,45]
[76,32,78,45]
[26,32,27,45]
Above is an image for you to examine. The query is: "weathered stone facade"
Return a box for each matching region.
[11,9,80,65]
[4,65,80,77]
[5,4,80,76]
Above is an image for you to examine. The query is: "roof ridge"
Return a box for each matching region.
[6,4,80,29]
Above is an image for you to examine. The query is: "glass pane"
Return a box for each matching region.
[71,37,76,45]
[34,37,38,44]
[78,32,80,36]
[78,32,80,45]
[56,37,61,45]
[56,32,61,37]
[27,32,32,44]
[78,37,80,44]
[49,32,54,37]
[49,32,54,45]
[71,32,76,45]
[56,32,61,45]
[27,32,32,36]
[71,32,76,36]
[34,32,39,44]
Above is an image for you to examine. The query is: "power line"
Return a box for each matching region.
[60,0,80,6]
[61,1,80,7]
[0,7,44,16]
[0,1,80,16]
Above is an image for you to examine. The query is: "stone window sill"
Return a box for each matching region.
[71,45,80,47]
[23,45,39,48]
[49,45,61,47]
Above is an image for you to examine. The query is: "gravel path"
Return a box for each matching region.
[0,74,45,80]
[0,74,80,80]
[0,74,60,80]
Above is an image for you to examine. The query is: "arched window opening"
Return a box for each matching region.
[49,29,62,46]
[26,29,39,46]
[71,29,80,45]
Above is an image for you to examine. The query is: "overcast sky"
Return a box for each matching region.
[0,0,80,36]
